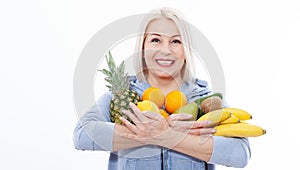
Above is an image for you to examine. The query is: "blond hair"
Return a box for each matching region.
[133,7,195,82]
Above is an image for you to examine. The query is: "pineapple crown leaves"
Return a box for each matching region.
[98,51,130,93]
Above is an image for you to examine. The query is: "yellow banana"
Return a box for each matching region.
[223,108,252,120]
[219,114,240,125]
[197,109,231,126]
[214,122,266,137]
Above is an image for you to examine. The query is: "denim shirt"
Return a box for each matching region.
[73,76,251,170]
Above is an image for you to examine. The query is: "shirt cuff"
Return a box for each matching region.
[92,121,115,151]
[209,136,230,165]
[208,136,250,168]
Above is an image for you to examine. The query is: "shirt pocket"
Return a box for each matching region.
[126,156,161,170]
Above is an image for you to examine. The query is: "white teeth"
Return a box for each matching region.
[156,60,174,65]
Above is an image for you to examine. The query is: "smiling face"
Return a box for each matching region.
[143,18,186,81]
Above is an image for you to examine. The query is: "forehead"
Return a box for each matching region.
[146,18,180,37]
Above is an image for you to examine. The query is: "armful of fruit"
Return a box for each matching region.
[138,88,266,138]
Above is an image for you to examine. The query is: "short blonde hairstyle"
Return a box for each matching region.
[134,7,195,82]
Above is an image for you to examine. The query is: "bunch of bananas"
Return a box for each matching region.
[197,107,266,137]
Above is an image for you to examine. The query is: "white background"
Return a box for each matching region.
[1,0,299,169]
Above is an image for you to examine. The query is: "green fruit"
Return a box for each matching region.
[194,93,223,118]
[173,102,198,121]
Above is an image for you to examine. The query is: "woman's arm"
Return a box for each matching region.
[209,136,250,168]
[156,129,214,162]
[73,101,115,151]
[73,92,144,151]
[157,130,250,168]
[73,103,115,151]
[112,124,144,151]
[120,104,251,168]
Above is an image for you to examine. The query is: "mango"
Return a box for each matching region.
[173,102,198,121]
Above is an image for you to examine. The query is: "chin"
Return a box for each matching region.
[156,72,178,79]
[151,69,168,76]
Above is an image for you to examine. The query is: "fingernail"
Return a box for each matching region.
[185,114,192,118]
[212,129,216,133]
[119,116,123,121]
[206,120,212,124]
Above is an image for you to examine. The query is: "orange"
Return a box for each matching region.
[137,100,160,114]
[165,90,187,113]
[142,87,165,108]
[159,109,169,119]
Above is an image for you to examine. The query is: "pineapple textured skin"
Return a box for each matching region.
[110,89,140,124]
[99,51,140,124]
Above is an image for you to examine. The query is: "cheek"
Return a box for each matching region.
[177,52,186,61]
[144,45,159,54]
[143,50,154,66]
[143,47,157,59]
[174,46,185,59]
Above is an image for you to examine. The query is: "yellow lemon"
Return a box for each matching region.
[137,100,160,114]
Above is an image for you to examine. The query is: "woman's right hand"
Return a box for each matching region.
[167,113,216,135]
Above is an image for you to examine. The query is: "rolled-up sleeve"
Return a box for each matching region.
[73,92,115,151]
[209,136,251,168]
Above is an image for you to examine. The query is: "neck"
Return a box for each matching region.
[147,76,184,95]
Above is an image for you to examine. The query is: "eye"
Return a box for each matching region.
[171,39,181,44]
[151,38,160,43]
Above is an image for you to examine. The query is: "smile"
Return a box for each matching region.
[155,59,175,66]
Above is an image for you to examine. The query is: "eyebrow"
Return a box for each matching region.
[148,33,181,38]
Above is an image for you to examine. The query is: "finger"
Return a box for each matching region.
[181,120,213,129]
[120,133,148,143]
[120,133,139,139]
[143,111,169,127]
[170,121,209,130]
[120,116,140,134]
[188,128,216,135]
[122,109,139,123]
[167,113,192,121]
[129,103,147,121]
[193,120,213,128]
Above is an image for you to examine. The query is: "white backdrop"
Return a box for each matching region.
[1,0,299,169]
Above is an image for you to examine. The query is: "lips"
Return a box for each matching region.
[155,59,175,66]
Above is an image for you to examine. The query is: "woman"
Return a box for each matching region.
[73,7,250,170]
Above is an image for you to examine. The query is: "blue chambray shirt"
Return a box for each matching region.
[73,76,251,170]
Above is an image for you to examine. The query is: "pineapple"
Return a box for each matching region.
[99,51,140,124]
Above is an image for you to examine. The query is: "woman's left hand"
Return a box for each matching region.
[167,113,216,135]
[120,103,170,145]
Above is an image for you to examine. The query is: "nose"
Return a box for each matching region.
[160,41,171,55]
